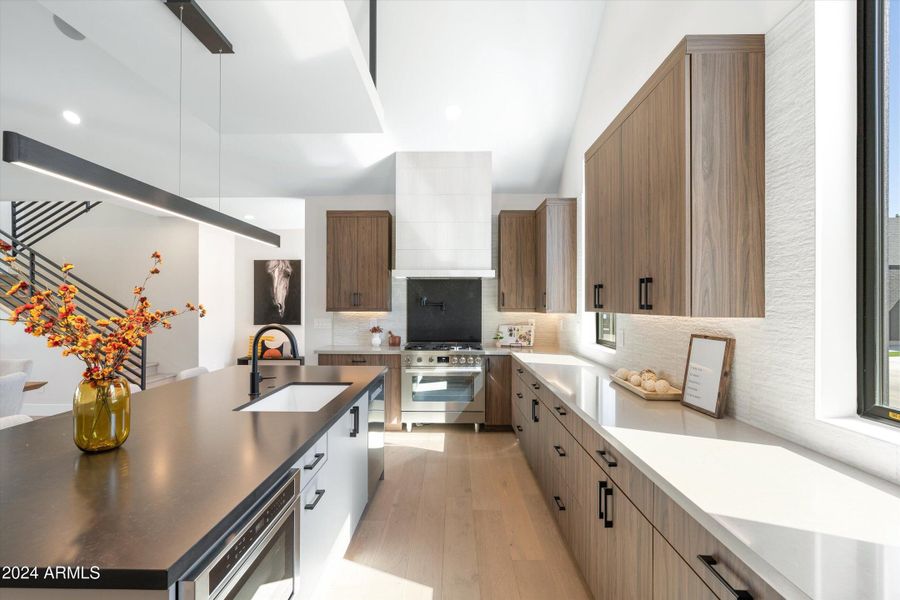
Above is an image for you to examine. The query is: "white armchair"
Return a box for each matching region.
[0,372,28,417]
[0,359,33,381]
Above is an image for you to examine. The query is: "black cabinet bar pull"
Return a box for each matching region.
[553,495,566,511]
[350,405,360,437]
[644,277,653,310]
[531,399,540,423]
[553,444,566,457]
[501,291,505,307]
[305,489,326,510]
[532,382,541,390]
[351,358,367,364]
[638,278,644,310]
[697,555,753,600]
[598,480,607,519]
[303,452,325,470]
[516,425,523,432]
[597,449,617,467]
[603,485,613,528]
[554,406,567,416]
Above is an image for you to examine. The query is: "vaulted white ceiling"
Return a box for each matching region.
[0,0,604,203]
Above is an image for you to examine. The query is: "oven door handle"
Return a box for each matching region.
[404,368,483,376]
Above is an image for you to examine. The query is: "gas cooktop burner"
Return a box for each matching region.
[404,342,483,352]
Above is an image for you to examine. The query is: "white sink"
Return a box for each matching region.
[240,384,350,412]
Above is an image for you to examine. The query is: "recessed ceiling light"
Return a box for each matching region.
[62,110,81,125]
[445,105,462,121]
[244,214,255,221]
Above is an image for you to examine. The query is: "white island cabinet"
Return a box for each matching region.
[297,392,369,600]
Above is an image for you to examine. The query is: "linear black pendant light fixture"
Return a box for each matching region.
[165,0,233,54]
[2,131,280,247]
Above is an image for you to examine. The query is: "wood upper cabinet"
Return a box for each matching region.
[584,35,764,317]
[535,198,577,313]
[326,211,392,312]
[498,211,536,311]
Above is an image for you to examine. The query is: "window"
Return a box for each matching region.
[595,312,616,349]
[859,0,900,426]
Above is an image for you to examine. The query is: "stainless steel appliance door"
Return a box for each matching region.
[367,377,385,498]
[215,508,296,600]
[401,367,485,412]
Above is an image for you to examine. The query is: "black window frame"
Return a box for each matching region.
[858,0,900,426]
[595,312,616,349]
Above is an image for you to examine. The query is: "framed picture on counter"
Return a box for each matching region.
[681,334,735,418]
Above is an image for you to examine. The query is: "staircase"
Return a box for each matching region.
[0,229,147,390]
[11,201,101,248]
[144,362,176,389]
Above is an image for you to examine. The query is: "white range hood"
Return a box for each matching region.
[393,151,495,279]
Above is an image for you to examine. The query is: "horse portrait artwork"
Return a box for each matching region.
[254,259,302,325]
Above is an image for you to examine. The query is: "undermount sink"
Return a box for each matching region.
[240,384,350,412]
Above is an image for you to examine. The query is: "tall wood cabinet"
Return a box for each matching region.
[326,211,393,312]
[498,211,537,311]
[584,35,765,317]
[484,355,511,426]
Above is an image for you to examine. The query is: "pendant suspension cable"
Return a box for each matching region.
[218,50,222,212]
[178,5,184,196]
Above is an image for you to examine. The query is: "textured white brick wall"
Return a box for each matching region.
[570,2,900,484]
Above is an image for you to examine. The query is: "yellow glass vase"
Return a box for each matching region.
[73,377,131,452]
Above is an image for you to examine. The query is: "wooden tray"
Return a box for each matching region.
[610,375,682,401]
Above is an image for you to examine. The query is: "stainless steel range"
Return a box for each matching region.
[401,342,486,432]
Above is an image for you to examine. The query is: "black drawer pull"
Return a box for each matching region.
[516,425,523,432]
[554,406,567,416]
[516,393,523,399]
[531,383,541,390]
[531,399,540,423]
[305,489,326,510]
[501,291,505,306]
[553,495,566,511]
[697,555,753,599]
[517,368,524,374]
[598,480,607,520]
[303,452,325,470]
[553,444,566,457]
[597,449,617,467]
[351,359,367,364]
[603,485,613,528]
[350,405,360,437]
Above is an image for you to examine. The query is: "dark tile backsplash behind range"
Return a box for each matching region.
[406,279,482,342]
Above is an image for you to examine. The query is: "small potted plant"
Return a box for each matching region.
[369,325,383,347]
[492,331,504,348]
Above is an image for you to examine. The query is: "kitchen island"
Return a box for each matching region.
[0,364,386,599]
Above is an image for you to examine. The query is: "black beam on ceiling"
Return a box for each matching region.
[2,132,280,247]
[165,0,234,54]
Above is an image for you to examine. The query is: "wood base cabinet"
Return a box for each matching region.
[317,353,402,431]
[584,35,765,317]
[485,355,511,426]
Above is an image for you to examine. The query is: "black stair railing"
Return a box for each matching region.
[0,229,146,390]
[11,201,101,248]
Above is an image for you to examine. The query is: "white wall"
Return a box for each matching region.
[233,229,305,359]
[198,224,236,370]
[305,193,578,356]
[560,0,900,484]
[28,203,201,376]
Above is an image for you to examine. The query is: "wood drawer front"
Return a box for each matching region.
[538,386,577,433]
[318,353,399,368]
[582,424,655,518]
[653,529,717,600]
[545,413,578,489]
[653,489,784,600]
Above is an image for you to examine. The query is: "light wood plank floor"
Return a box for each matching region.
[316,426,593,600]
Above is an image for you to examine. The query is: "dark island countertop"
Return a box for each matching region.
[0,364,385,590]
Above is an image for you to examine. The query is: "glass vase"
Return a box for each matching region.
[73,376,131,452]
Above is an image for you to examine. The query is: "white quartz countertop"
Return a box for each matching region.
[513,352,900,600]
[314,344,561,356]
